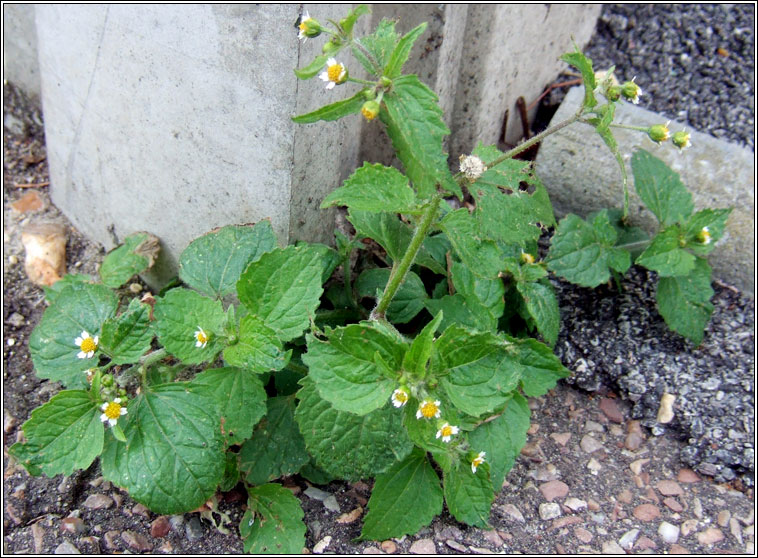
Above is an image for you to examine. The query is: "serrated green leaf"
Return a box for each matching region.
[340,4,370,35]
[684,208,732,256]
[299,460,337,485]
[239,396,309,485]
[560,47,597,108]
[99,232,157,288]
[29,282,118,388]
[295,378,412,481]
[189,367,267,443]
[632,149,694,227]
[43,273,95,304]
[517,280,559,347]
[9,390,103,477]
[449,260,505,331]
[656,257,714,345]
[223,315,290,373]
[100,383,225,514]
[468,393,530,490]
[292,89,368,123]
[546,211,631,287]
[353,19,399,74]
[443,462,494,528]
[355,268,427,324]
[402,311,443,377]
[636,226,696,277]
[471,147,555,245]
[380,75,460,199]
[179,222,278,299]
[425,295,485,332]
[220,451,240,492]
[99,298,154,364]
[384,22,427,78]
[360,448,443,540]
[294,53,329,79]
[152,288,226,364]
[321,162,418,213]
[237,245,324,342]
[302,323,405,415]
[241,484,306,554]
[508,336,571,397]
[439,209,504,279]
[434,325,519,417]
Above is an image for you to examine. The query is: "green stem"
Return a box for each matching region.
[608,122,649,132]
[138,348,167,385]
[348,77,376,86]
[616,238,651,253]
[371,195,442,321]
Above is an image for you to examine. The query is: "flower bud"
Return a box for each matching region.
[672,130,691,151]
[296,11,322,41]
[322,39,341,55]
[621,78,643,104]
[102,374,114,387]
[459,154,487,181]
[360,100,380,121]
[520,251,536,265]
[695,227,712,245]
[648,122,671,144]
[605,85,622,102]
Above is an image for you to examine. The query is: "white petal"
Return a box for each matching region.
[326,57,337,66]
[196,340,203,347]
[81,331,90,339]
[436,430,442,439]
[100,413,108,423]
[319,71,329,82]
[108,418,117,426]
[86,351,94,358]
[75,337,83,346]
[472,463,478,474]
[326,82,335,90]
[101,403,109,411]
[77,351,87,359]
[114,398,121,404]
[121,407,128,416]
[416,410,422,419]
[93,336,99,344]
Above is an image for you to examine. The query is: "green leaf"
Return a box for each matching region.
[516,280,559,347]
[237,245,324,342]
[9,390,103,477]
[295,378,412,481]
[443,462,494,528]
[29,282,118,388]
[402,311,443,377]
[292,89,368,123]
[353,19,399,74]
[360,448,443,540]
[546,211,631,288]
[302,323,405,415]
[355,268,428,324]
[425,295,486,333]
[439,209,504,279]
[294,53,329,79]
[99,232,158,288]
[241,484,306,554]
[189,367,267,443]
[223,315,290,373]
[631,149,694,227]
[656,257,714,345]
[220,451,240,492]
[508,336,571,397]
[179,222,278,299]
[152,288,226,364]
[43,273,94,304]
[471,147,556,245]
[299,460,337,485]
[384,22,427,78]
[99,298,154,364]
[100,383,225,514]
[340,4,370,35]
[449,260,505,331]
[321,162,419,213]
[468,393,530,490]
[560,47,597,108]
[590,105,629,209]
[684,208,732,256]
[636,226,696,277]
[239,396,309,485]
[434,325,520,417]
[380,75,461,199]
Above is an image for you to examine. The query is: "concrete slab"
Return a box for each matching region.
[3,4,40,99]
[536,86,755,295]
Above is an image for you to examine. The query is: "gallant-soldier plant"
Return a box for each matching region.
[11,6,731,551]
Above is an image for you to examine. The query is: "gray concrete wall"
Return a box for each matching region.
[536,87,755,295]
[3,4,41,99]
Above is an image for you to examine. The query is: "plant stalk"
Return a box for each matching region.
[371,196,442,321]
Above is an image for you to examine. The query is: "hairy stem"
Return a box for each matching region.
[371,196,442,321]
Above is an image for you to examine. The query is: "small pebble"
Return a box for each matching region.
[634,536,657,550]
[54,541,80,554]
[150,516,171,538]
[185,516,204,541]
[602,540,626,554]
[323,495,341,513]
[581,434,604,454]
[599,397,624,423]
[128,282,142,293]
[313,535,332,554]
[539,480,569,502]
[574,526,593,543]
[677,468,701,483]
[60,517,86,535]
[617,489,633,504]
[565,497,587,511]
[362,547,383,554]
[104,530,120,550]
[625,432,644,450]
[669,543,690,554]
[446,540,467,552]
[539,503,562,520]
[633,504,660,522]
[550,432,571,446]
[380,540,397,553]
[656,480,683,496]
[499,504,525,523]
[408,538,436,554]
[482,529,503,547]
[618,528,639,549]
[681,519,699,537]
[658,521,680,544]
[468,546,495,554]
[336,507,363,524]
[663,497,683,512]
[304,486,331,501]
[629,458,649,475]
[121,530,152,552]
[586,457,602,474]
[697,527,725,545]
[83,494,113,510]
[656,393,675,423]
[169,515,185,531]
[8,254,19,265]
[730,517,744,545]
[717,510,731,527]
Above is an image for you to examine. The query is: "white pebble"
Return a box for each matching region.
[539,503,562,520]
[658,521,680,544]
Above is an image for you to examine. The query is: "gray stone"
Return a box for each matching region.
[658,521,680,544]
[323,495,341,513]
[409,538,436,554]
[539,502,562,520]
[184,516,204,541]
[618,528,640,549]
[54,541,81,554]
[536,86,755,295]
[83,494,113,510]
[304,486,332,501]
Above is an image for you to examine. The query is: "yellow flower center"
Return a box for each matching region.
[521,252,535,264]
[473,456,484,466]
[104,402,122,420]
[327,64,343,82]
[420,401,438,418]
[299,21,308,33]
[196,330,208,344]
[394,390,408,403]
[440,425,454,437]
[80,337,97,353]
[361,106,376,120]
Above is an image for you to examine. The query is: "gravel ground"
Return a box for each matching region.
[3,4,756,555]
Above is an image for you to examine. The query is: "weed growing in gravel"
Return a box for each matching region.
[10,6,731,552]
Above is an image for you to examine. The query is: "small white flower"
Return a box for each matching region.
[297,10,312,42]
[416,399,441,420]
[100,398,128,427]
[700,226,712,245]
[459,154,488,181]
[75,330,98,359]
[319,58,347,90]
[391,388,410,408]
[471,451,486,474]
[435,422,459,443]
[195,326,209,348]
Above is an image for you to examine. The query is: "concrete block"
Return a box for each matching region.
[536,86,755,295]
[3,4,41,98]
[37,4,361,285]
